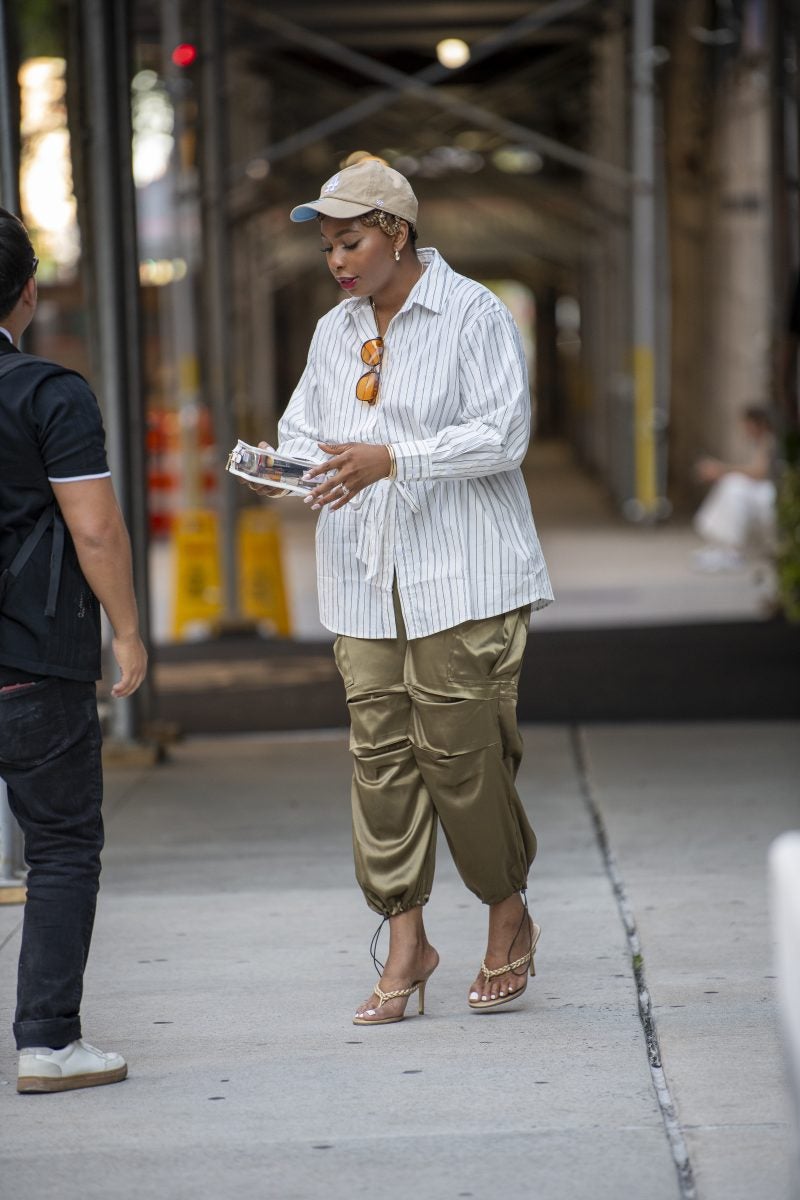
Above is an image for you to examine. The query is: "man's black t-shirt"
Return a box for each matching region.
[0,336,110,680]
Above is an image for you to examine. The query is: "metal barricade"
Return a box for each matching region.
[0,781,26,903]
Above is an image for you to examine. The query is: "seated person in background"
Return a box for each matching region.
[692,406,776,571]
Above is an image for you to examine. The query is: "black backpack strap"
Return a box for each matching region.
[45,509,64,617]
[4,504,54,578]
[0,504,63,616]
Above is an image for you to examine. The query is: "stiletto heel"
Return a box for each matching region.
[353,971,434,1026]
[469,921,541,1011]
[353,946,439,1026]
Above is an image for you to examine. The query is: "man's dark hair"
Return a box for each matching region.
[0,207,37,320]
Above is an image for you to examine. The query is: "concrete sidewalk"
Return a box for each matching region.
[0,722,798,1200]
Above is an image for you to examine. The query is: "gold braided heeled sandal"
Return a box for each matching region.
[352,978,429,1026]
[468,921,541,1012]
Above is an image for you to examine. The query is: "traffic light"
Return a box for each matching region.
[171,43,197,68]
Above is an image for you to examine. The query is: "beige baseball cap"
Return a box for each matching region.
[290,158,418,226]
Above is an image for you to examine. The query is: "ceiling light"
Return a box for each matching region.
[455,130,488,152]
[245,158,270,181]
[436,38,470,69]
[492,146,543,175]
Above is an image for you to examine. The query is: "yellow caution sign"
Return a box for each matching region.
[237,507,291,636]
[171,510,223,639]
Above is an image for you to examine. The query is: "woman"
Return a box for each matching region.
[254,154,553,1025]
[693,406,776,571]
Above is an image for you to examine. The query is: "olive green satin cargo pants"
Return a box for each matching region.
[333,590,537,917]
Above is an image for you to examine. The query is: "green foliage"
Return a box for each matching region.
[776,433,800,623]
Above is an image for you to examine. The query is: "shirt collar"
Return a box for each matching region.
[409,248,452,314]
[342,247,454,324]
[0,326,13,344]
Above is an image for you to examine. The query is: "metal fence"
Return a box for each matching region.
[0,782,26,896]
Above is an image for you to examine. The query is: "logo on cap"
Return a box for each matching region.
[322,174,340,195]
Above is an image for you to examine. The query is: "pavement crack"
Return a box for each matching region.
[569,725,698,1200]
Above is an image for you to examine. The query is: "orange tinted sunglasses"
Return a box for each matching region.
[356,337,384,405]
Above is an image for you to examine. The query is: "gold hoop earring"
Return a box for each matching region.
[394,248,400,262]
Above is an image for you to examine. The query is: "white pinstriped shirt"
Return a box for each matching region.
[277,247,553,639]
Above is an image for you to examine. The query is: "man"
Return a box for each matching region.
[0,208,147,1093]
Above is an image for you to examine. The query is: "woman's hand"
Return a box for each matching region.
[304,442,392,510]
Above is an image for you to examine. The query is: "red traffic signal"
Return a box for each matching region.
[171,43,198,68]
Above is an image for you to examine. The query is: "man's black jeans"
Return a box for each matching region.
[0,677,103,1050]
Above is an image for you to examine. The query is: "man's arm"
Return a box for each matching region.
[695,444,772,484]
[50,477,147,697]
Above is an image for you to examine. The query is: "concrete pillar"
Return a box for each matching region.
[585,15,631,503]
[664,0,713,509]
[703,55,772,464]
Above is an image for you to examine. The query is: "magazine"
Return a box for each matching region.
[225,440,320,495]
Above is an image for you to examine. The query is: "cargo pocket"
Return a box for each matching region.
[447,606,530,689]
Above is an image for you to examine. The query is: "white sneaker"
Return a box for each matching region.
[17,1039,127,1093]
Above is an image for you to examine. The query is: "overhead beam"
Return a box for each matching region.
[231,0,632,189]
[287,27,593,51]
[233,0,598,84]
[261,2,536,23]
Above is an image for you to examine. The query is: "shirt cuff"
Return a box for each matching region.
[390,440,432,482]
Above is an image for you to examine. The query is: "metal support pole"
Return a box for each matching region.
[0,779,26,900]
[161,0,203,518]
[630,0,660,519]
[81,0,152,740]
[0,0,16,208]
[200,0,238,623]
[0,0,26,898]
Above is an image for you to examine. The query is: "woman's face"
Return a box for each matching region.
[319,216,396,298]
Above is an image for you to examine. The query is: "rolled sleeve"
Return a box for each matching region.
[391,439,432,482]
[390,310,530,482]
